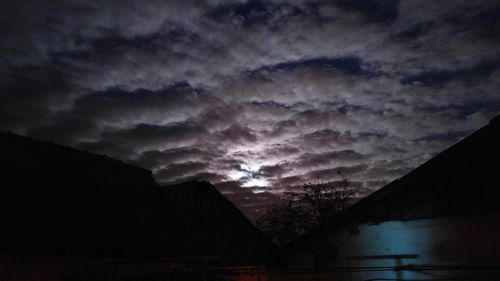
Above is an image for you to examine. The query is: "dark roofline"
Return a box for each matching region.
[161,180,255,227]
[161,180,221,194]
[490,114,500,125]
[1,131,152,175]
[161,181,267,232]
[161,180,280,250]
[283,115,500,254]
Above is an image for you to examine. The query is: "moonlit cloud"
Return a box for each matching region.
[1,0,499,220]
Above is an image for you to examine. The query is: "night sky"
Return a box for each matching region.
[2,0,500,220]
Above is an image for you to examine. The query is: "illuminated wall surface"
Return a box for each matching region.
[283,215,500,281]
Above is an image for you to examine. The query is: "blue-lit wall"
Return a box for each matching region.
[277,214,500,281]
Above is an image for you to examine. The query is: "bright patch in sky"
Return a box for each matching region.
[241,163,261,173]
[230,162,270,187]
[228,170,247,181]
[242,177,269,188]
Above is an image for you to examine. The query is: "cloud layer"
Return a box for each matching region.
[2,0,500,220]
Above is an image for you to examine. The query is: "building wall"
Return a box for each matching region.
[0,254,270,281]
[0,255,114,281]
[273,214,500,281]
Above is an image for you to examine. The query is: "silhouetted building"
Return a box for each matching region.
[272,115,500,281]
[0,132,276,281]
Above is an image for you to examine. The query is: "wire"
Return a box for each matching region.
[363,271,500,281]
[266,265,500,274]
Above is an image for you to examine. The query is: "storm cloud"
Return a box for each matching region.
[2,0,500,220]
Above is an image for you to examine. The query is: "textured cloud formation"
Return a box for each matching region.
[2,0,500,220]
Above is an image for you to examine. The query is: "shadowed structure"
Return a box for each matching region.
[0,131,276,280]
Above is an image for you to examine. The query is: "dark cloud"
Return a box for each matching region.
[257,163,289,178]
[134,147,219,170]
[291,129,359,149]
[277,175,302,185]
[304,164,367,181]
[304,0,400,25]
[394,21,435,39]
[2,0,500,220]
[401,61,499,87]
[334,0,401,24]
[261,143,301,158]
[294,150,369,168]
[252,56,370,76]
[414,130,470,143]
[363,165,411,180]
[78,121,210,160]
[154,161,210,182]
[0,66,79,132]
[215,124,257,144]
[208,0,301,28]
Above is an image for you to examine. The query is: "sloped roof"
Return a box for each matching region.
[0,132,276,263]
[158,181,278,264]
[285,115,500,253]
[1,131,157,191]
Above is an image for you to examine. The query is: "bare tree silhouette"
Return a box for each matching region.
[256,179,354,246]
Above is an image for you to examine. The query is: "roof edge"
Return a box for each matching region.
[0,131,153,175]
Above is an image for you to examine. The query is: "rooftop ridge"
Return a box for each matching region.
[0,131,152,174]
